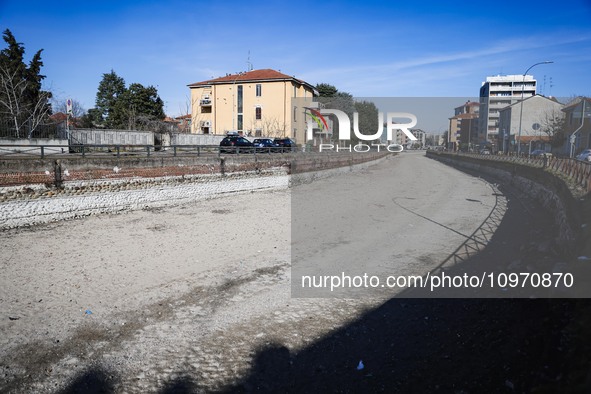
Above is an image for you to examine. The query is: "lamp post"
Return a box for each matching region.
[516,61,553,155]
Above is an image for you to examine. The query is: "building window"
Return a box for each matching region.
[256,106,262,120]
[255,128,262,137]
[293,106,297,122]
[256,84,262,97]
[237,85,243,113]
[237,85,243,130]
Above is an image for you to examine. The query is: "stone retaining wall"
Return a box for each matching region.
[0,152,389,202]
[0,151,390,229]
[427,151,582,252]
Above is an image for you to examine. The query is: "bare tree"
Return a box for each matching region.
[0,66,52,138]
[52,97,86,118]
[540,108,566,148]
[248,116,286,138]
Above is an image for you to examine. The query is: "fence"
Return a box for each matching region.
[0,119,65,139]
[0,143,308,160]
[0,149,390,188]
[433,151,591,194]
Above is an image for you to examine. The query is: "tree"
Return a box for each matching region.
[315,83,355,142]
[354,100,380,143]
[247,115,286,138]
[52,98,85,118]
[128,83,164,122]
[94,71,165,129]
[441,130,449,147]
[316,83,338,98]
[0,29,52,138]
[95,70,126,127]
[111,83,165,129]
[540,108,566,148]
[78,110,97,128]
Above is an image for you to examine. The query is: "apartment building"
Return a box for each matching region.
[187,69,317,144]
[448,101,479,150]
[479,75,536,149]
[390,128,426,148]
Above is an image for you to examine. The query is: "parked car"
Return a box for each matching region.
[530,149,553,159]
[252,138,279,151]
[479,148,491,155]
[576,149,591,162]
[273,138,297,152]
[219,135,254,153]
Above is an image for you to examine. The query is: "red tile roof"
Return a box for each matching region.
[515,135,550,142]
[50,112,68,122]
[188,68,315,91]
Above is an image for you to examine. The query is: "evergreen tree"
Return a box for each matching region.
[95,70,126,128]
[354,100,380,142]
[94,71,165,129]
[316,83,338,98]
[315,83,355,142]
[0,29,26,77]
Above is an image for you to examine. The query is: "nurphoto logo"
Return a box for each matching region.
[305,107,418,152]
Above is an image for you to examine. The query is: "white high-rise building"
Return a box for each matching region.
[478,75,537,149]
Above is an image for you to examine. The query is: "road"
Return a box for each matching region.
[0,151,572,392]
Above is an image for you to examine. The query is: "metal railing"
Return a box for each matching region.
[430,150,591,194]
[0,143,306,159]
[0,121,65,139]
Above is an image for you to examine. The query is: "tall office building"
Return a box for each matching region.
[478,75,536,149]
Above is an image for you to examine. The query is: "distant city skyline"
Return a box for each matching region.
[1,0,590,120]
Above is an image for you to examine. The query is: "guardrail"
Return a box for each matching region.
[0,144,302,159]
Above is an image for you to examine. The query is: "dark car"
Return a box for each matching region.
[530,149,552,159]
[273,138,297,152]
[219,135,254,153]
[253,138,279,152]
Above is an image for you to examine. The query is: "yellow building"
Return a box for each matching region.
[187,69,317,144]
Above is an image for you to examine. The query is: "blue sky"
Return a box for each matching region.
[1,0,590,121]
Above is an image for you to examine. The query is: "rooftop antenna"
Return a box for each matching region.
[247,50,253,71]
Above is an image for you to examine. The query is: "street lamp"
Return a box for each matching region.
[517,61,553,155]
